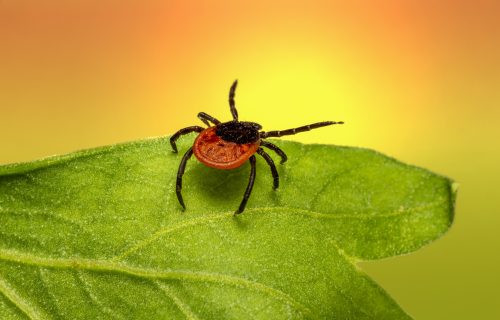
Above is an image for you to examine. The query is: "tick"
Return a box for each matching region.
[170,80,343,214]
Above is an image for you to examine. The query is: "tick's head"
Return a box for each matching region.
[216,121,262,144]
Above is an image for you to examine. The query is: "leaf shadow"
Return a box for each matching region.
[184,162,249,207]
[178,155,287,216]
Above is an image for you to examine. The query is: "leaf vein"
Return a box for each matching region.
[0,249,312,317]
[0,272,45,320]
[38,268,64,319]
[308,163,366,211]
[114,200,445,262]
[154,280,200,320]
[113,213,232,260]
[75,271,122,319]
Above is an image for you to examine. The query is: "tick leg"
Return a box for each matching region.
[170,126,204,153]
[229,80,239,121]
[197,112,221,127]
[235,155,256,215]
[176,147,194,210]
[260,140,288,164]
[260,121,344,138]
[257,148,279,189]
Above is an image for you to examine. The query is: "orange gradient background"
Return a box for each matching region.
[1,1,499,318]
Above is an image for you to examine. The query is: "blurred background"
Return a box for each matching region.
[1,0,498,318]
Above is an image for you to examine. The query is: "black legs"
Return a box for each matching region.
[260,140,288,164]
[235,148,283,214]
[175,150,280,214]
[172,133,285,214]
[170,111,221,152]
[174,146,283,214]
[197,112,220,127]
[176,147,194,210]
[257,148,279,189]
[170,126,204,153]
[229,80,238,121]
[235,155,256,214]
[174,152,258,214]
[260,121,343,138]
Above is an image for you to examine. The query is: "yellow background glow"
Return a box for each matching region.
[1,1,499,318]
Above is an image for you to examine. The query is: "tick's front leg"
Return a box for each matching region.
[176,147,194,210]
[170,126,204,153]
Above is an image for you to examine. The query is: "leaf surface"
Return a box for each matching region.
[0,136,456,319]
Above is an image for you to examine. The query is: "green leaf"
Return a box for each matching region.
[0,136,455,319]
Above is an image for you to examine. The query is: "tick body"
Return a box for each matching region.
[170,80,343,214]
[193,125,260,170]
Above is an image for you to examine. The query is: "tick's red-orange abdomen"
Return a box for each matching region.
[193,127,259,169]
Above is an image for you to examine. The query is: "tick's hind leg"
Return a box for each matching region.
[235,155,256,215]
[170,126,204,153]
[260,140,288,164]
[257,148,279,189]
[176,147,194,210]
[197,112,220,127]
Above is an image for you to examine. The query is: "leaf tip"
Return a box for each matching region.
[447,180,459,226]
[451,181,459,196]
